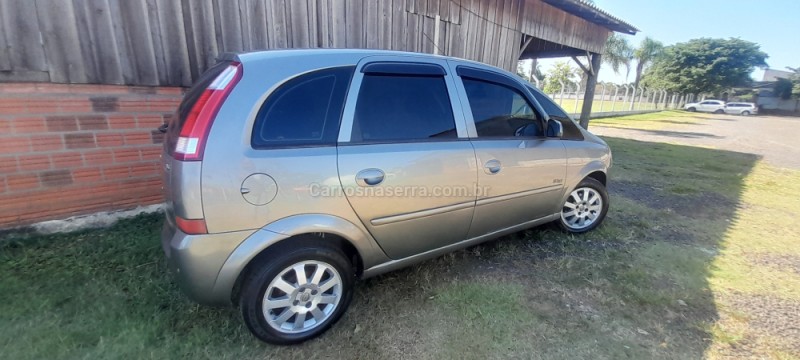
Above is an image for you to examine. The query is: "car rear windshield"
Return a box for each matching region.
[165,61,232,156]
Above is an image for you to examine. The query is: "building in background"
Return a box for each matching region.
[0,0,636,228]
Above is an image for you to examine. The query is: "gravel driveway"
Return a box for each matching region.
[590,113,800,169]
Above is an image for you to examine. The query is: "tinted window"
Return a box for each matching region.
[463,79,543,138]
[352,74,456,142]
[528,87,569,119]
[528,87,584,141]
[252,66,353,148]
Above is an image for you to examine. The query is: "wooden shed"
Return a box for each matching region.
[0,0,637,87]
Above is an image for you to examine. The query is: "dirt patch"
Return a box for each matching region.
[748,253,800,275]
[721,292,800,356]
[610,180,735,219]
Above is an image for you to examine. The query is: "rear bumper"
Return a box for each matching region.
[161,220,256,305]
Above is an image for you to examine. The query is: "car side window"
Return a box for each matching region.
[462,78,544,138]
[351,74,457,142]
[528,87,584,141]
[252,66,354,148]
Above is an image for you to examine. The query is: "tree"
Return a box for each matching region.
[642,38,768,95]
[632,37,664,88]
[787,66,800,98]
[603,34,634,81]
[516,59,543,83]
[774,78,793,100]
[543,61,578,94]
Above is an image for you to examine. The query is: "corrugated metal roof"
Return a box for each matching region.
[543,0,639,35]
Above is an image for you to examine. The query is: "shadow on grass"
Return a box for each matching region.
[629,129,724,139]
[0,137,760,359]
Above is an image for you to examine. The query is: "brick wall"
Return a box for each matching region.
[0,83,184,228]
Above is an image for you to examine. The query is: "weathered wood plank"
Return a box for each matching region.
[288,0,310,48]
[35,0,88,83]
[247,0,270,50]
[0,0,48,73]
[266,0,289,48]
[406,12,420,52]
[144,0,170,85]
[377,0,392,50]
[182,0,218,78]
[306,0,318,47]
[314,0,330,47]
[345,0,363,48]
[329,0,346,47]
[391,0,407,50]
[364,0,379,48]
[0,6,10,70]
[153,0,192,86]
[238,0,253,51]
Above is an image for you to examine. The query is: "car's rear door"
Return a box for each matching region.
[336,56,477,260]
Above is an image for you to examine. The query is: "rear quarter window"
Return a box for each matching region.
[251,66,354,148]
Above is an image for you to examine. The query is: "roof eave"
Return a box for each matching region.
[542,0,639,35]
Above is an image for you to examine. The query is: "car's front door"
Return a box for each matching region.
[450,64,567,238]
[699,101,717,112]
[336,56,477,260]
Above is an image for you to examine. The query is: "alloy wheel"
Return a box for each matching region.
[262,260,342,334]
[561,187,603,231]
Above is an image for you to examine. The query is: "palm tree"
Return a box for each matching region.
[633,37,664,88]
[603,34,634,82]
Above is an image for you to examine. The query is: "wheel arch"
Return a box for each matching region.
[213,214,388,305]
[586,170,607,186]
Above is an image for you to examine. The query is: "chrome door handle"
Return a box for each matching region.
[484,159,502,174]
[355,168,385,186]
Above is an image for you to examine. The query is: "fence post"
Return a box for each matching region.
[558,79,566,106]
[573,83,581,114]
[599,83,606,113]
[611,85,619,112]
[629,85,637,111]
[530,73,541,89]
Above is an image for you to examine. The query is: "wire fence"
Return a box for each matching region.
[531,81,700,116]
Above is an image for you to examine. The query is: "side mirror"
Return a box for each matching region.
[546,119,563,138]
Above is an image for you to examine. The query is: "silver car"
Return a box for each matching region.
[724,102,758,116]
[161,49,611,344]
[684,99,726,113]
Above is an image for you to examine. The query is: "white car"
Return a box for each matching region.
[724,102,758,116]
[684,100,725,113]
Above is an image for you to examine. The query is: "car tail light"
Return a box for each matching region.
[176,216,208,235]
[174,62,243,161]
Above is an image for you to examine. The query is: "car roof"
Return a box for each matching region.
[233,48,490,68]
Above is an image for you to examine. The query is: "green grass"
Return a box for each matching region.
[592,110,707,130]
[554,98,664,114]
[2,112,799,358]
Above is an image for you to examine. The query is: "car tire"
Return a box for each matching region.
[714,109,724,114]
[686,107,696,112]
[239,238,354,345]
[741,111,750,116]
[557,177,609,233]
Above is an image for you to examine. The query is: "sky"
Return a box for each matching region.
[533,0,800,84]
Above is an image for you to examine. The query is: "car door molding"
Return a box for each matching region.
[474,184,563,207]
[370,200,475,226]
